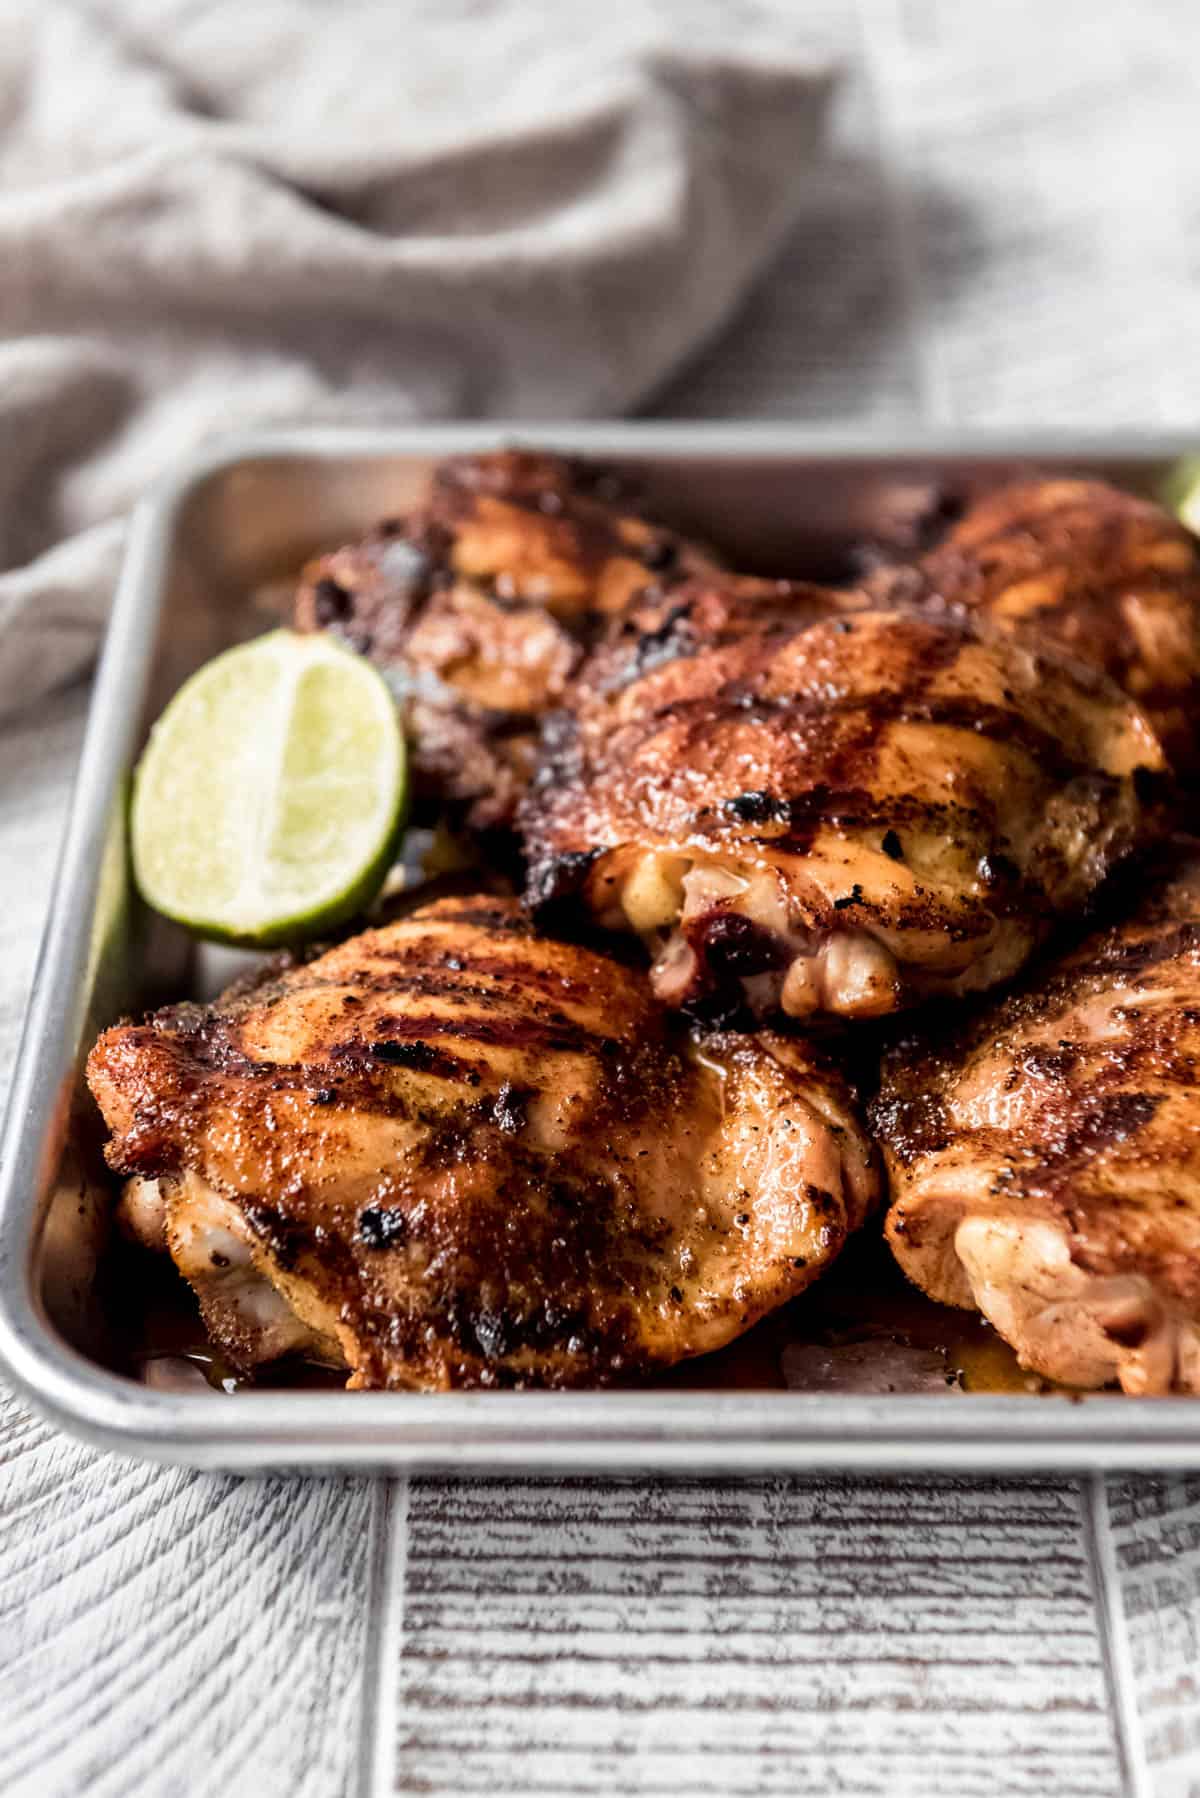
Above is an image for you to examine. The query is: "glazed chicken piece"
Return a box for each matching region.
[519,578,1164,1023]
[87,896,877,1389]
[872,841,1200,1395]
[869,478,1200,777]
[293,451,718,831]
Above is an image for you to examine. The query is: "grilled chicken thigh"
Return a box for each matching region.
[874,842,1200,1393]
[294,451,717,831]
[87,896,877,1389]
[520,579,1164,1023]
[871,478,1200,777]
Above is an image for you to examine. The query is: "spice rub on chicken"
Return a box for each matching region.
[519,580,1165,1024]
[870,477,1200,778]
[872,841,1200,1395]
[86,896,878,1390]
[293,450,718,832]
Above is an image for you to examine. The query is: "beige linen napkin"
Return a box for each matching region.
[0,0,839,713]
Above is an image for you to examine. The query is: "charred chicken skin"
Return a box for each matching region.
[873,841,1200,1394]
[870,478,1200,777]
[87,896,878,1389]
[519,579,1164,1024]
[293,451,718,832]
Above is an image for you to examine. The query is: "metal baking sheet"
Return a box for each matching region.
[4,422,1200,1474]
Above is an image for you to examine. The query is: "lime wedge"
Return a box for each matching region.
[131,630,406,945]
[1161,457,1200,533]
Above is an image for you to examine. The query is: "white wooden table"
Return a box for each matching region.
[5,5,1200,1792]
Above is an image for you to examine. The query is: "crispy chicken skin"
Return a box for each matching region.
[293,451,718,832]
[870,478,1200,777]
[873,842,1200,1394]
[87,896,877,1389]
[519,581,1165,1023]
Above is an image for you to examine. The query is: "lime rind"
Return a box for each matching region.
[1160,457,1200,534]
[131,630,407,946]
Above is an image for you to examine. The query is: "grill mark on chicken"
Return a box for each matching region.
[636,667,1108,810]
[873,839,1200,1393]
[1026,1089,1164,1172]
[605,601,698,688]
[523,846,604,915]
[87,895,879,1389]
[869,477,1200,779]
[423,899,529,933]
[736,791,998,861]
[340,1009,623,1057]
[358,1204,409,1249]
[868,1078,951,1170]
[242,1203,315,1274]
[366,1038,476,1081]
[599,578,827,694]
[355,942,629,1003]
[521,598,1163,1021]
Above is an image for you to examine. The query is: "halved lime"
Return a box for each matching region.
[1161,457,1200,533]
[131,630,406,945]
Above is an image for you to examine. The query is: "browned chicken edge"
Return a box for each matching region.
[293,450,721,833]
[872,842,1200,1394]
[87,896,879,1391]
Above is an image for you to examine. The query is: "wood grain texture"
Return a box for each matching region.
[0,1387,382,1798]
[1106,1479,1200,1798]
[388,1476,1123,1797]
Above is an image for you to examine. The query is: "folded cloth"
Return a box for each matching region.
[0,0,838,717]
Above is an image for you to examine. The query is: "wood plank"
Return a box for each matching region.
[388,1476,1124,1797]
[0,1389,383,1798]
[0,688,389,1798]
[1105,1478,1200,1798]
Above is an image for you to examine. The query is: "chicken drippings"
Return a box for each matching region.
[114,1221,1043,1397]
